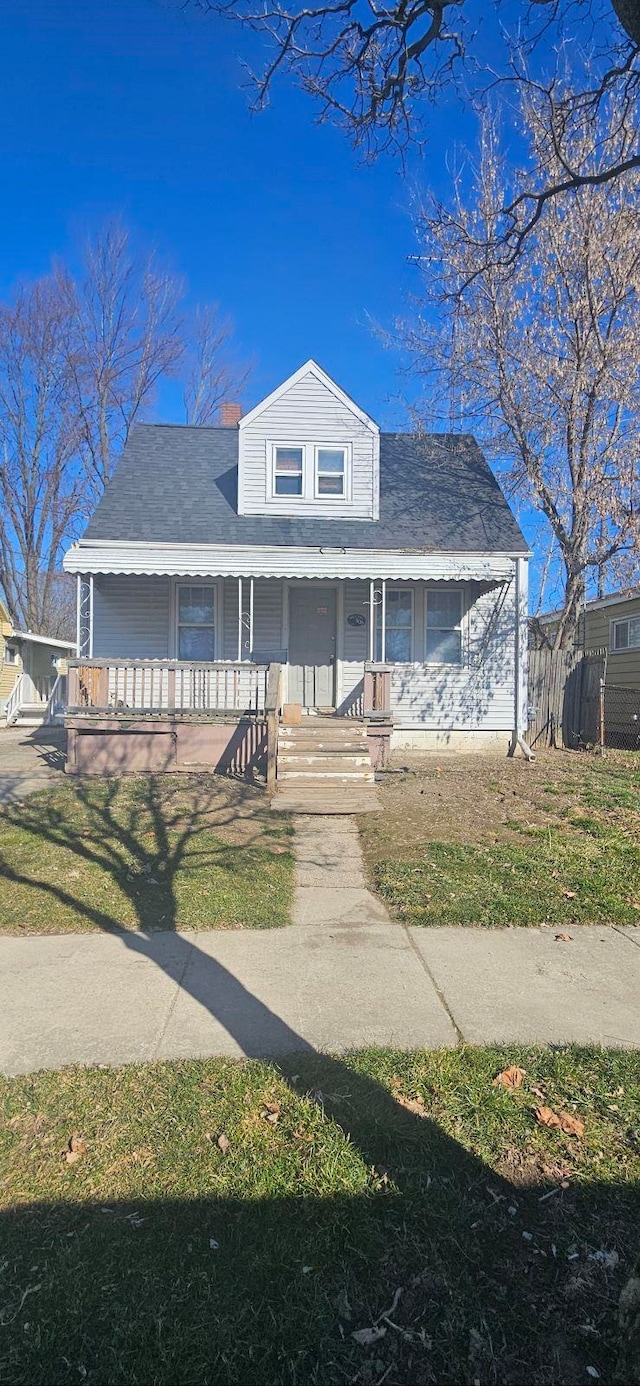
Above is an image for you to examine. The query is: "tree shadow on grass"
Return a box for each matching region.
[0,776,638,1384]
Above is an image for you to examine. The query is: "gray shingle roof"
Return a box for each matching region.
[84,425,528,553]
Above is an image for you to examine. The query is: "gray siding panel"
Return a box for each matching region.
[93,576,170,658]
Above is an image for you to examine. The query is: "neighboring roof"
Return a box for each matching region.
[10,630,77,650]
[539,587,640,622]
[80,426,528,554]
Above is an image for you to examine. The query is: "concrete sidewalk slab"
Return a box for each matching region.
[0,924,457,1075]
[411,924,640,1047]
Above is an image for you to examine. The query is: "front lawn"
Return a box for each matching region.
[1,1047,638,1385]
[360,750,640,927]
[0,776,293,934]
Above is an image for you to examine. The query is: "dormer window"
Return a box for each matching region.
[274,446,303,496]
[316,446,346,497]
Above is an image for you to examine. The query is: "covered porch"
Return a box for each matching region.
[62,548,527,778]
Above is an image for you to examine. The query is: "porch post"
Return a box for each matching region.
[76,574,81,655]
[249,577,254,657]
[380,578,387,663]
[369,579,375,661]
[89,574,94,658]
[237,576,243,661]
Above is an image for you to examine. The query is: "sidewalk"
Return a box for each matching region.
[1,813,639,1075]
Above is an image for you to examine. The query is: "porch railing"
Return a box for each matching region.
[364,663,393,720]
[67,659,269,716]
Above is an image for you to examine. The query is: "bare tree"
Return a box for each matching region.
[0,278,86,634]
[183,304,249,425]
[66,222,185,502]
[400,94,640,648]
[180,0,639,247]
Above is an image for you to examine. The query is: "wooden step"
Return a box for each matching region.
[271,786,381,814]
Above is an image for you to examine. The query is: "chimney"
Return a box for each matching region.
[220,401,242,426]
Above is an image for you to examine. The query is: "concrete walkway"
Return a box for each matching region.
[0,726,66,803]
[1,814,639,1075]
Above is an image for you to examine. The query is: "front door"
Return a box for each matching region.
[288,586,336,707]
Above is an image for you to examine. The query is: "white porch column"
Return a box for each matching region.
[237,576,243,661]
[249,577,254,657]
[380,578,387,663]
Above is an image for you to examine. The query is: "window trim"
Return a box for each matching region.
[271,443,304,499]
[313,443,351,501]
[376,586,414,663]
[176,582,218,662]
[3,644,19,665]
[425,588,464,666]
[610,614,640,654]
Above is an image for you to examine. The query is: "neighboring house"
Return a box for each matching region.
[62,360,530,784]
[0,598,76,726]
[537,589,640,689]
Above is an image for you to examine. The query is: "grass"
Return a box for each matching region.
[360,751,640,927]
[1,1046,638,1385]
[0,775,294,934]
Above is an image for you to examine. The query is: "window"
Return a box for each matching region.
[612,615,640,652]
[3,645,18,665]
[274,446,303,496]
[316,446,346,497]
[426,590,463,664]
[376,589,413,662]
[177,585,216,660]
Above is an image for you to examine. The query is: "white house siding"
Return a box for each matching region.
[239,370,378,520]
[221,579,285,661]
[92,576,171,659]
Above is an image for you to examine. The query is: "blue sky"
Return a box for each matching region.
[2,0,557,595]
[0,0,466,427]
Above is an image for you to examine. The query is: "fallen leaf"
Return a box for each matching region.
[493,1065,526,1090]
[559,1112,585,1138]
[555,933,573,942]
[63,1134,87,1164]
[562,890,578,899]
[396,1093,427,1117]
[261,1102,281,1125]
[351,1326,387,1346]
[209,1237,219,1250]
[534,1106,562,1129]
[217,1133,230,1155]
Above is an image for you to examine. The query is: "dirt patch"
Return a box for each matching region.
[360,749,609,855]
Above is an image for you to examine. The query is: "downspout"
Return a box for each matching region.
[510,555,534,761]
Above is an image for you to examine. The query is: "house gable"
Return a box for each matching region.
[238,360,380,521]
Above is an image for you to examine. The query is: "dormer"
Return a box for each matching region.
[237,360,380,521]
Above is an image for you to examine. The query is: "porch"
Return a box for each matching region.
[64,656,391,781]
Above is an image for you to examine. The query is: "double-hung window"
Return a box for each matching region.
[376,589,413,662]
[425,590,463,664]
[612,615,640,652]
[177,585,216,660]
[274,447,303,496]
[316,446,346,497]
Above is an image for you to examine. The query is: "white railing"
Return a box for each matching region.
[67,660,269,715]
[43,673,67,724]
[5,673,25,726]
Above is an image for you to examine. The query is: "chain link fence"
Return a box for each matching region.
[601,683,640,750]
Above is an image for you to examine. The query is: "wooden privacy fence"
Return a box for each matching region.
[528,648,606,749]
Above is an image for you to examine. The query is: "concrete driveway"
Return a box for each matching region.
[0,726,66,803]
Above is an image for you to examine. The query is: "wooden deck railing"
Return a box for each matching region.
[67,659,269,715]
[363,663,393,719]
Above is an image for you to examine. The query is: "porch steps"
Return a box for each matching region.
[7,704,48,728]
[271,717,381,813]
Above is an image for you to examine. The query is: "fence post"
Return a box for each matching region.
[599,678,606,755]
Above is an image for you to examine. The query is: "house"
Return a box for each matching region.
[0,597,76,727]
[538,590,640,689]
[62,360,530,792]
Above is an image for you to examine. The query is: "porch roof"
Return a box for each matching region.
[63,540,517,583]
